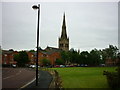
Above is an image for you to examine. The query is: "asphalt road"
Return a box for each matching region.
[2,68,36,89]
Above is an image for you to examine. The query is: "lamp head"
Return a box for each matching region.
[32,5,39,9]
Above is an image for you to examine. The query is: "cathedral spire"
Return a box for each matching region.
[61,13,67,39]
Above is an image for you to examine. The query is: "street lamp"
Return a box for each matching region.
[32,4,40,86]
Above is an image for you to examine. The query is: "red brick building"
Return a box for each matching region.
[38,52,59,65]
[27,46,61,66]
[27,52,36,65]
[2,50,18,65]
[2,46,61,66]
[2,48,61,66]
[105,57,119,66]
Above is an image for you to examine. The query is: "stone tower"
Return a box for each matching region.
[59,13,69,51]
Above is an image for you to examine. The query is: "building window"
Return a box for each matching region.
[60,44,63,47]
[4,54,7,57]
[65,44,68,47]
[31,55,33,57]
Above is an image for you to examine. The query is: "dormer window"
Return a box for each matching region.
[4,54,7,57]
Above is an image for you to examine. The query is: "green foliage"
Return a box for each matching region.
[60,51,69,64]
[79,51,90,64]
[13,54,19,61]
[41,58,50,66]
[103,67,120,89]
[89,49,101,66]
[69,50,80,64]
[60,45,119,66]
[117,53,120,66]
[102,45,118,60]
[55,58,64,65]
[14,51,30,67]
[29,49,35,52]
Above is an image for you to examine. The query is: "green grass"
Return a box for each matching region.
[52,67,116,88]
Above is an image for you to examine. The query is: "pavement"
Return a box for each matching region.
[21,70,53,90]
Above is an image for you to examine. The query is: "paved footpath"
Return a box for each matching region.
[21,70,53,89]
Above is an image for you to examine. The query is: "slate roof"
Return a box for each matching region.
[2,46,61,56]
[2,50,14,55]
[45,46,62,52]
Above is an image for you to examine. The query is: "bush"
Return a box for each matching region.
[41,59,50,66]
[103,67,120,89]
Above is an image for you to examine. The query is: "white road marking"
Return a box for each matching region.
[3,70,21,80]
[19,77,36,89]
[19,73,40,89]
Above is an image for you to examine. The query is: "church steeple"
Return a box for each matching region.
[63,13,66,27]
[59,13,69,51]
[61,13,67,39]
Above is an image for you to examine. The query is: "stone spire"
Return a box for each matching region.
[59,13,69,51]
[61,13,67,39]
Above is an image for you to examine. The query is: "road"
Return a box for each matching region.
[2,68,35,89]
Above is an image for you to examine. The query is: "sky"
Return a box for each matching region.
[1,2,119,51]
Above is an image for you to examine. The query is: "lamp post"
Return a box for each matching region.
[32,4,40,86]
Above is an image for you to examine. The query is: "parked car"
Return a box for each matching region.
[29,65,36,68]
[65,65,69,67]
[80,64,84,67]
[100,64,105,67]
[60,65,65,68]
[85,64,88,67]
[80,64,88,67]
[12,64,16,68]
[69,65,74,67]
[54,65,60,67]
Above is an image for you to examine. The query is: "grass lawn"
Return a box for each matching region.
[52,67,117,88]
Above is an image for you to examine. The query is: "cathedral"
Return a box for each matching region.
[59,13,69,51]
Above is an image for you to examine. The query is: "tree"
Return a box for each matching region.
[16,51,30,67]
[79,51,90,65]
[9,49,14,51]
[41,59,50,66]
[102,45,119,65]
[13,54,19,62]
[61,51,69,64]
[69,49,80,64]
[103,45,118,59]
[29,50,35,52]
[90,49,101,66]
[55,58,64,65]
[117,52,120,66]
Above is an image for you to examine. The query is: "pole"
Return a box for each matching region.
[36,4,40,86]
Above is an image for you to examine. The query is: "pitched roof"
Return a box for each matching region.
[45,46,62,52]
[2,50,14,54]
